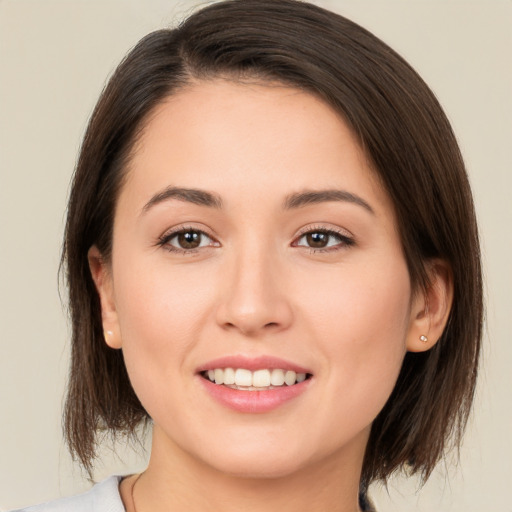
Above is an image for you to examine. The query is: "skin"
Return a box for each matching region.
[90,80,452,512]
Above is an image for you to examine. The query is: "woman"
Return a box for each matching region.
[12,0,482,510]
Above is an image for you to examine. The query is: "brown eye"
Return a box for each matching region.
[176,231,202,249]
[295,229,354,251]
[306,232,329,248]
[163,229,216,251]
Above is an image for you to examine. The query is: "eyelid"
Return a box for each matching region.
[156,224,220,252]
[292,224,355,251]
[155,223,354,254]
[295,223,353,239]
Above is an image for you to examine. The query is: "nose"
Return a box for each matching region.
[215,244,294,337]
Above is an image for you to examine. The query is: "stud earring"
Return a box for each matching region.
[419,335,428,343]
[104,330,114,340]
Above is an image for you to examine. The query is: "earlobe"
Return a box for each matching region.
[88,245,122,349]
[406,260,453,353]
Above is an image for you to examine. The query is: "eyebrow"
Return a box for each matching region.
[141,186,374,215]
[283,189,374,214]
[142,186,223,213]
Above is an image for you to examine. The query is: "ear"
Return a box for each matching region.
[406,259,453,353]
[88,245,122,349]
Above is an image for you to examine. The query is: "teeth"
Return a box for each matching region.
[204,368,309,388]
[284,370,296,386]
[253,369,271,387]
[214,368,224,385]
[223,367,235,385]
[234,368,252,387]
[270,369,285,386]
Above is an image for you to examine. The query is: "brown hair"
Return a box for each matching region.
[62,0,482,488]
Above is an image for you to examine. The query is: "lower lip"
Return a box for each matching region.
[198,376,311,413]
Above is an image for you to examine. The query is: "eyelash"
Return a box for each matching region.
[156,225,218,255]
[156,225,355,254]
[294,225,355,253]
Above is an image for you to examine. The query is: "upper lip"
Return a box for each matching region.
[196,355,312,374]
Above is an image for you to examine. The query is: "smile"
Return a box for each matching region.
[197,356,313,412]
[201,368,310,390]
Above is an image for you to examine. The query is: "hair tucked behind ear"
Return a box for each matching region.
[62,0,482,485]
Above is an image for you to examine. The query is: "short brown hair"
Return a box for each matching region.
[62,0,482,487]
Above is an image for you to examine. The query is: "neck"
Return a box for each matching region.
[124,425,367,512]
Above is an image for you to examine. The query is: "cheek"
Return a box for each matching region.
[113,250,215,338]
[299,255,411,349]
[110,254,217,405]
[296,257,411,429]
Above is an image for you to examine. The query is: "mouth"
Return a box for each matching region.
[200,367,313,391]
[196,356,313,412]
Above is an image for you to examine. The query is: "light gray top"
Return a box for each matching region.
[10,475,376,512]
[10,476,125,512]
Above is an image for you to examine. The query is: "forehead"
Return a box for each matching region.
[121,79,392,217]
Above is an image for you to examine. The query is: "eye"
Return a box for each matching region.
[158,227,219,253]
[294,227,354,251]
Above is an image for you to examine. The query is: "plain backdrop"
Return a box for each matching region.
[0,0,511,510]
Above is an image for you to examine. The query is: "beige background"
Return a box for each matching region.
[1,0,510,510]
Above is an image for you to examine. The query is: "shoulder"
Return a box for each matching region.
[9,476,125,512]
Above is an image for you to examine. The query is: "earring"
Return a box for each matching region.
[419,335,428,343]
[104,330,114,340]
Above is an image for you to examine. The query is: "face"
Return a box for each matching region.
[94,80,425,479]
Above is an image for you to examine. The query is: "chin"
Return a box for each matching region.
[185,433,311,480]
[208,453,308,480]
